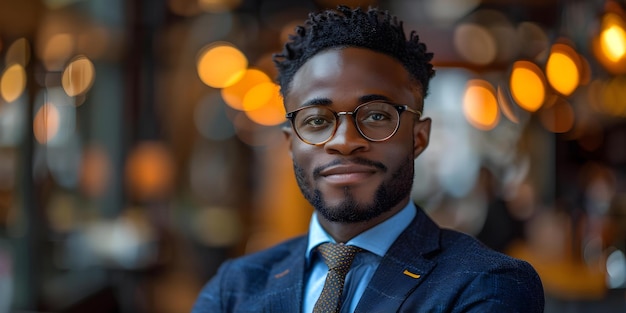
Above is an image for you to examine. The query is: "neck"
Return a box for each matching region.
[317,198,409,243]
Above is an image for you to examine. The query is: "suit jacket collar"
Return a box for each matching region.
[355,207,441,312]
[262,206,441,312]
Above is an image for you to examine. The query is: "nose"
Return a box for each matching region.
[323,115,369,155]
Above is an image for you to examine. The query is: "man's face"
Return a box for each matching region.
[283,47,431,224]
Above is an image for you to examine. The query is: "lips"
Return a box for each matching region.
[318,164,378,185]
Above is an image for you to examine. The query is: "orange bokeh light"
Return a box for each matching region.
[42,33,74,71]
[539,98,575,133]
[125,141,176,200]
[244,82,286,126]
[5,38,31,66]
[33,102,61,144]
[546,43,581,96]
[79,144,112,198]
[221,68,270,110]
[0,63,26,103]
[197,42,247,88]
[593,12,626,74]
[496,85,519,124]
[62,55,96,97]
[462,79,499,130]
[509,60,546,112]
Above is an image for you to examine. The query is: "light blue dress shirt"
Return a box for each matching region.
[303,202,417,313]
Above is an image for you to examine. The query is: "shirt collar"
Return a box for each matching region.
[305,201,417,263]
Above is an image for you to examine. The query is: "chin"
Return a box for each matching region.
[314,191,389,223]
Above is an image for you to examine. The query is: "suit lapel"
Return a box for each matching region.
[355,208,441,313]
[264,236,308,313]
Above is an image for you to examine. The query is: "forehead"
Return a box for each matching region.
[285,47,420,110]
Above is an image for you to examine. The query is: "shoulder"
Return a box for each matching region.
[438,227,533,271]
[436,228,544,311]
[192,235,307,312]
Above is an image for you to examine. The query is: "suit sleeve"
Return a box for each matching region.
[455,260,545,313]
[191,260,231,313]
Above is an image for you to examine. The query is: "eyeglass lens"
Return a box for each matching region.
[292,102,401,144]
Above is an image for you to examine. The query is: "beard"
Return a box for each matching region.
[294,156,414,223]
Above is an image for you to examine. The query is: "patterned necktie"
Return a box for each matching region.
[313,243,362,313]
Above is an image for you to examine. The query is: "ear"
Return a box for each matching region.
[412,117,431,159]
[282,125,294,159]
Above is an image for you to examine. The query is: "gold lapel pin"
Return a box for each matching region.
[403,269,421,279]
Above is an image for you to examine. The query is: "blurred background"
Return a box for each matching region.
[0,0,625,312]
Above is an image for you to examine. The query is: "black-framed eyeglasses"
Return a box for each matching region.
[285,101,422,145]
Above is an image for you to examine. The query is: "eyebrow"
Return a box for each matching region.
[300,94,393,108]
[359,94,393,103]
[301,98,332,107]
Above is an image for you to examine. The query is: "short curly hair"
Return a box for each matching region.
[273,5,435,101]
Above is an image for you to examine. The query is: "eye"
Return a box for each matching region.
[368,112,388,121]
[361,110,392,123]
[306,116,331,126]
[299,114,334,130]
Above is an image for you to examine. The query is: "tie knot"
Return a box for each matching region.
[317,243,361,273]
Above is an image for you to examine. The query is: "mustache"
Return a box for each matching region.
[313,157,387,178]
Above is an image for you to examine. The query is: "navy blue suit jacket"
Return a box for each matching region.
[192,208,544,312]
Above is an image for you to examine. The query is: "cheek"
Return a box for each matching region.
[387,129,416,157]
[290,142,320,170]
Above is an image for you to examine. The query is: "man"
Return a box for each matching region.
[193,6,544,313]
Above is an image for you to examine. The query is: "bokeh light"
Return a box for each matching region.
[33,102,61,144]
[454,24,497,66]
[62,55,96,97]
[509,60,546,112]
[496,85,519,124]
[424,0,480,22]
[41,33,74,71]
[242,81,277,112]
[5,38,31,66]
[244,82,285,126]
[546,43,581,96]
[125,141,176,201]
[221,68,270,110]
[0,64,26,103]
[607,249,626,288]
[539,97,575,133]
[600,14,626,62]
[79,144,112,198]
[593,12,626,74]
[578,53,592,86]
[197,42,247,88]
[462,79,499,130]
[516,22,550,59]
